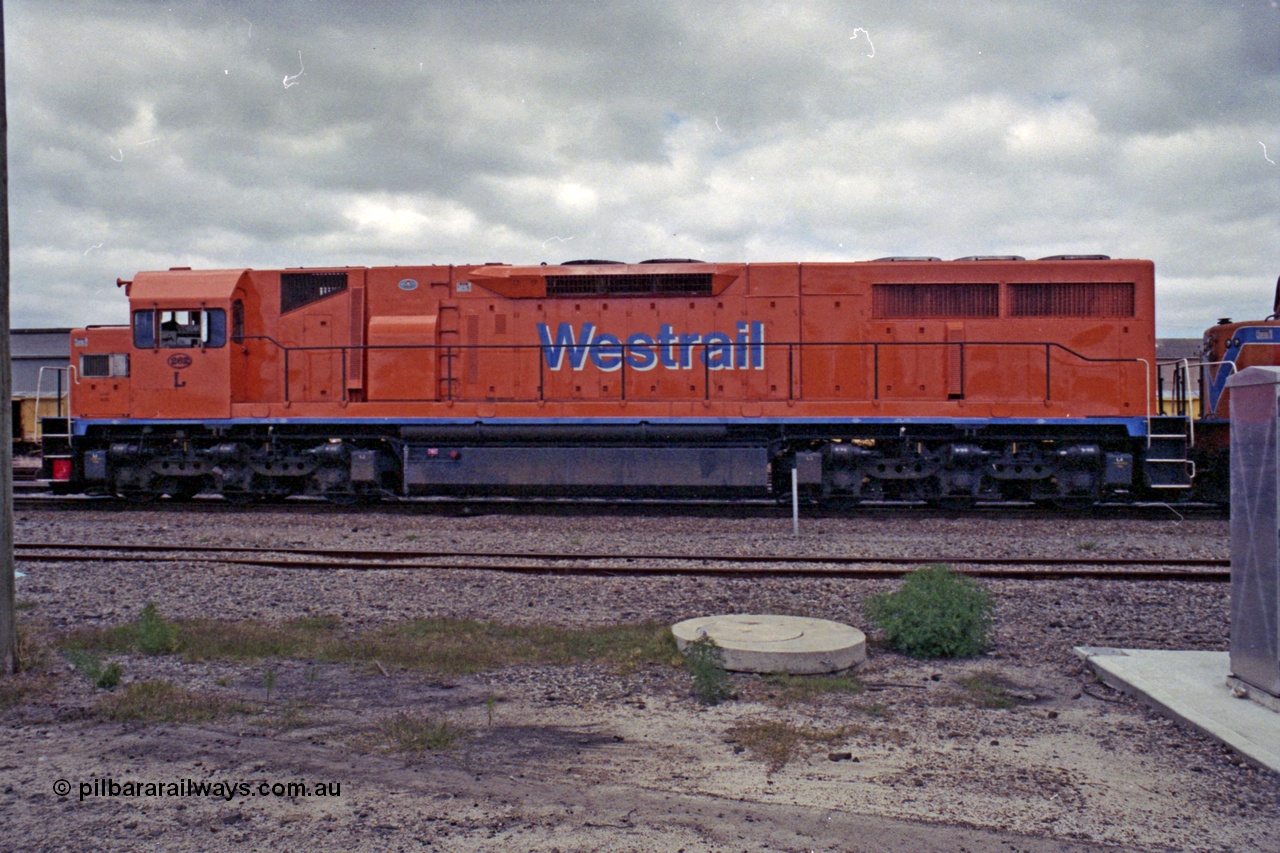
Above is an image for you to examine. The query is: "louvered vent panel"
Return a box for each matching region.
[871,283,999,318]
[1008,282,1134,317]
[545,273,713,296]
[80,354,110,377]
[281,272,349,314]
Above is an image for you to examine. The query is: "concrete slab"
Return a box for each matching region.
[1075,647,1280,774]
[672,614,866,674]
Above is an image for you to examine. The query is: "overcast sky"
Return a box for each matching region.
[5,1,1279,336]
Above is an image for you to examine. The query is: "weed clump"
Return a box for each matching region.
[134,603,177,655]
[725,720,852,772]
[864,565,994,658]
[951,669,1035,709]
[376,712,464,753]
[98,680,245,723]
[66,650,123,690]
[681,635,733,705]
[764,673,863,704]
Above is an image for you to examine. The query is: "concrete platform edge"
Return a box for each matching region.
[1074,647,1280,776]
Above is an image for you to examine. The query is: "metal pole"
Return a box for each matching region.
[791,467,799,537]
[1,0,17,675]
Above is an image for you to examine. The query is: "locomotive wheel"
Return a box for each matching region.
[322,487,378,506]
[818,495,862,510]
[166,481,204,502]
[1048,496,1094,513]
[221,491,262,506]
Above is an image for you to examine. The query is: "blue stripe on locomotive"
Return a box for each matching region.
[70,415,1155,438]
[1207,325,1280,414]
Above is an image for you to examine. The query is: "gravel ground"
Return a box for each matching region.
[4,504,1278,852]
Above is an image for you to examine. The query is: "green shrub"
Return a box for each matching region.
[864,565,994,658]
[65,650,123,690]
[134,603,177,655]
[681,635,733,705]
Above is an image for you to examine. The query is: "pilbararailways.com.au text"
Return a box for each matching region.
[55,777,342,802]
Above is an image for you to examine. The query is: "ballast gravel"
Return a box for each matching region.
[6,503,1278,852]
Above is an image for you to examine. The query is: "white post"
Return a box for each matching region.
[791,467,799,537]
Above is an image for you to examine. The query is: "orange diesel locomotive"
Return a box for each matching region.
[46,256,1194,504]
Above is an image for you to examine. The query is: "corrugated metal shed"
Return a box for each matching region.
[1156,338,1201,362]
[11,328,70,397]
[11,329,71,446]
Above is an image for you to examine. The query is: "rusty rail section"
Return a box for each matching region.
[15,542,1230,582]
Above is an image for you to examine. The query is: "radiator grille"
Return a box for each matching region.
[545,273,713,297]
[872,283,999,318]
[281,272,348,314]
[80,353,128,378]
[1009,282,1135,317]
[80,354,110,377]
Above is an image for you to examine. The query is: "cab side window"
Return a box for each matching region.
[133,310,156,349]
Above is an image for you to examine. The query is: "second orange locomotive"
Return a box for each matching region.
[51,255,1189,504]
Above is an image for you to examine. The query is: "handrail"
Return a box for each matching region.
[34,366,73,443]
[243,337,1149,408]
[1153,358,1195,446]
[1136,358,1153,444]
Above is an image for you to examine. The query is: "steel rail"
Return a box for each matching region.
[13,544,1230,582]
[13,541,1230,568]
[8,493,1231,521]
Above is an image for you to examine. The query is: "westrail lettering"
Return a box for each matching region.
[538,322,765,372]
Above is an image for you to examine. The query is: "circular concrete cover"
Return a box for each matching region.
[671,614,867,674]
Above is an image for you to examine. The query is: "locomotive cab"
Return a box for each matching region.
[123,269,245,419]
[1181,275,1280,503]
[1201,276,1280,422]
[52,270,248,498]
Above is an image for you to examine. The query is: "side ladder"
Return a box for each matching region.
[1145,415,1193,489]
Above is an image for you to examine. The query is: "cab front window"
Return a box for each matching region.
[134,309,227,348]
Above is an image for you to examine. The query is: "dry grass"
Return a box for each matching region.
[949,668,1033,709]
[354,618,677,674]
[764,673,865,703]
[0,674,51,710]
[375,712,465,754]
[61,609,679,676]
[15,622,52,672]
[725,719,855,772]
[97,680,250,723]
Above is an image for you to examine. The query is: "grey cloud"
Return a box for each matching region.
[5,0,1279,335]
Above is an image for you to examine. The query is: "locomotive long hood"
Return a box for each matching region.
[462,262,745,299]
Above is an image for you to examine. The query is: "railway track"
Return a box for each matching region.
[10,492,1229,521]
[13,541,1231,582]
